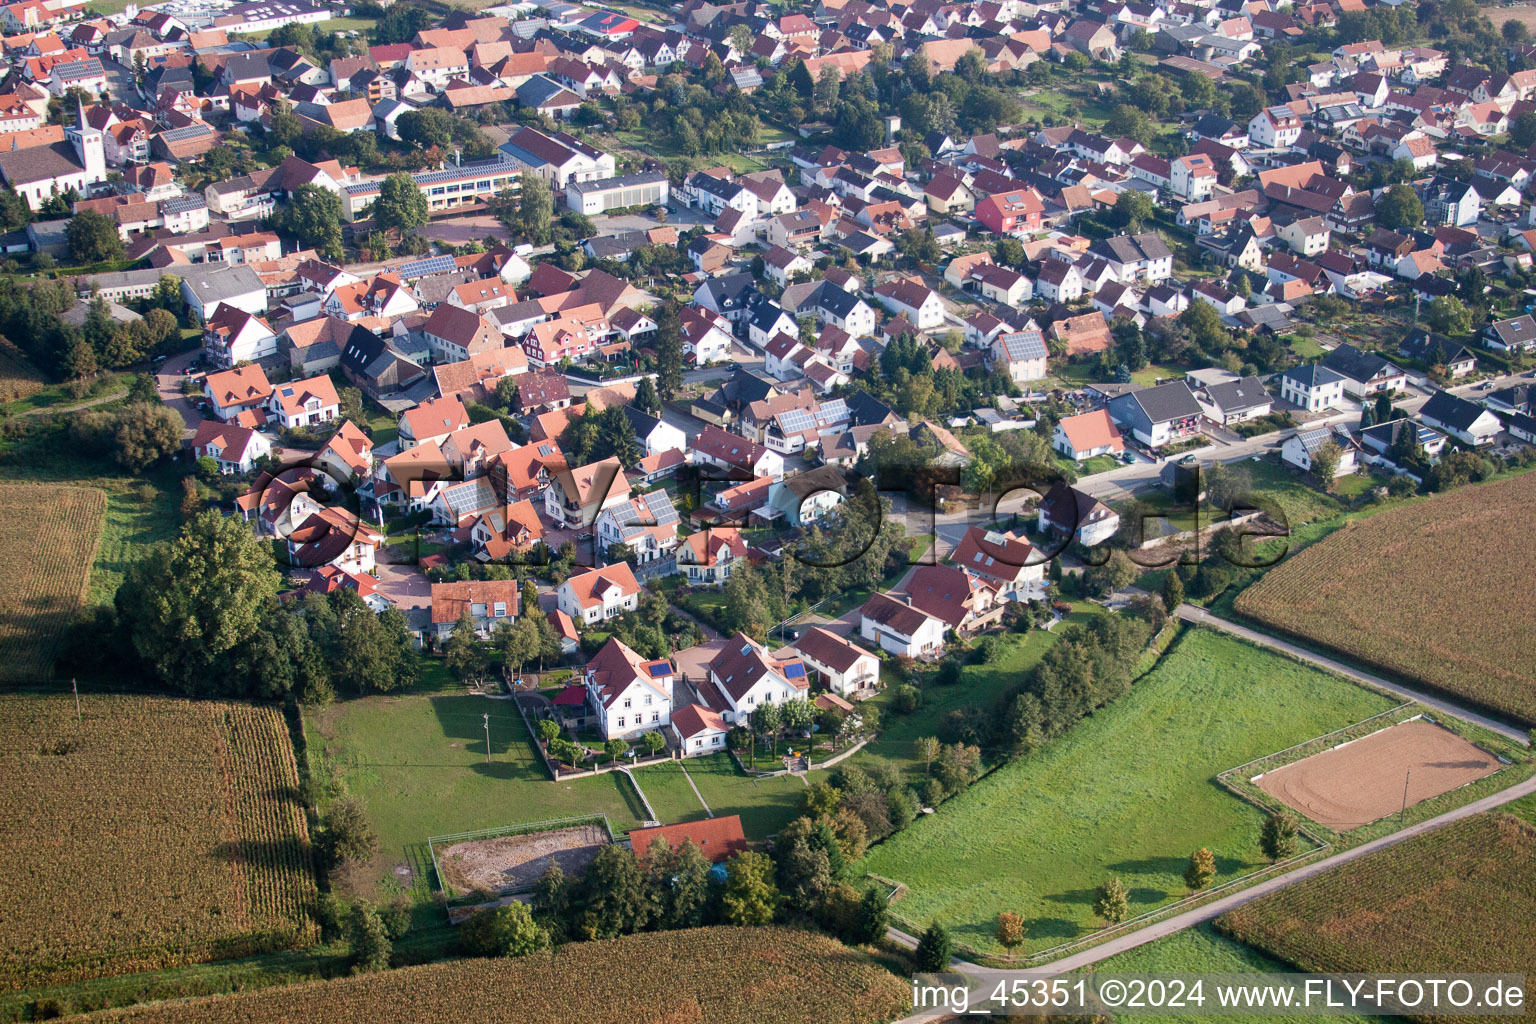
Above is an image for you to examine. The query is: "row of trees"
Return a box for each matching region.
[65,512,418,703]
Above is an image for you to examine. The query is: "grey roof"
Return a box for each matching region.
[0,141,83,187]
[568,171,667,195]
[811,281,866,320]
[184,264,265,305]
[1418,389,1492,433]
[1204,375,1269,414]
[1290,424,1352,454]
[1321,342,1401,384]
[161,193,207,213]
[748,300,790,332]
[1121,381,1202,423]
[1090,231,1173,266]
[1280,363,1344,388]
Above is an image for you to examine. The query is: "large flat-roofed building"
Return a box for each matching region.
[565,171,669,214]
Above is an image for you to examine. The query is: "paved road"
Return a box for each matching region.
[1068,370,1533,502]
[1175,606,1530,746]
[886,773,1536,1022]
[155,349,204,435]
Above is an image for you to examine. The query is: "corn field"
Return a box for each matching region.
[0,694,319,990]
[0,484,105,683]
[72,927,910,1024]
[1219,814,1536,1023]
[1236,472,1536,725]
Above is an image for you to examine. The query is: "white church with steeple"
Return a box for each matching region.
[0,98,108,211]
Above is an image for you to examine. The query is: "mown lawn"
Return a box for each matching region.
[632,759,710,826]
[858,628,1393,954]
[306,661,650,898]
[856,604,1103,779]
[1085,925,1379,1024]
[674,752,807,839]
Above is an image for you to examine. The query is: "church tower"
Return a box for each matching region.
[66,98,106,186]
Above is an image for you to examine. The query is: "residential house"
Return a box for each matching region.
[1278,363,1346,411]
[676,527,747,588]
[189,419,270,474]
[583,636,673,740]
[859,591,946,658]
[948,525,1044,602]
[556,562,641,625]
[1107,381,1204,448]
[792,627,880,697]
[1417,389,1501,445]
[1321,343,1407,398]
[1037,480,1120,547]
[1280,424,1359,476]
[429,579,520,639]
[1053,408,1124,461]
[703,633,810,726]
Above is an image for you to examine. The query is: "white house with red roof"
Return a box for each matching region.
[545,456,631,528]
[904,563,1003,635]
[1052,408,1125,461]
[676,527,747,587]
[873,278,945,330]
[791,626,880,696]
[704,632,810,726]
[267,373,340,430]
[556,562,641,625]
[429,579,521,639]
[304,565,390,613]
[286,506,384,575]
[859,591,946,657]
[670,703,729,756]
[189,419,270,474]
[202,363,272,423]
[948,526,1045,602]
[203,302,277,367]
[691,425,785,480]
[584,636,673,740]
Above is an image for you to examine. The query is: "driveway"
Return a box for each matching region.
[156,348,205,435]
[374,563,432,611]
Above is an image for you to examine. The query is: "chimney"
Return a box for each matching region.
[454,149,461,166]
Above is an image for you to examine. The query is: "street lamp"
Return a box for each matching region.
[483,712,490,765]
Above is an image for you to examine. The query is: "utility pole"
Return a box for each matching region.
[483,713,491,765]
[1400,769,1412,824]
[71,678,80,724]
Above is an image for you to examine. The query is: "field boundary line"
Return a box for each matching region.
[1174,606,1530,746]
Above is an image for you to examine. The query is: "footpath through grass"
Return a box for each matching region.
[305,662,648,898]
[859,628,1394,954]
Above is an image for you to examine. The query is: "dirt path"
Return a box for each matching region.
[678,762,713,818]
[1174,606,1530,746]
[19,386,129,416]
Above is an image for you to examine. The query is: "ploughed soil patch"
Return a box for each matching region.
[437,824,609,895]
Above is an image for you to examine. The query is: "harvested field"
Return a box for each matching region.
[436,824,608,895]
[1236,472,1536,724]
[0,694,318,990]
[1497,3,1536,32]
[61,927,911,1024]
[0,484,106,683]
[0,340,45,403]
[1219,814,1536,1022]
[1254,719,1502,830]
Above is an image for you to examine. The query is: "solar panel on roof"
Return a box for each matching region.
[778,409,816,433]
[397,254,456,279]
[783,663,806,678]
[647,663,669,677]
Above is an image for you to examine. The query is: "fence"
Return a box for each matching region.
[1216,702,1418,790]
[426,813,614,902]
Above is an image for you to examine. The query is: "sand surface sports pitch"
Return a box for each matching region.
[437,824,609,895]
[1255,719,1501,830]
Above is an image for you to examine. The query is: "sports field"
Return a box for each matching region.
[859,628,1394,953]
[1255,719,1501,830]
[1236,472,1536,724]
[305,667,649,895]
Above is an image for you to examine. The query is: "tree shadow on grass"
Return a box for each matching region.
[1106,855,1186,875]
